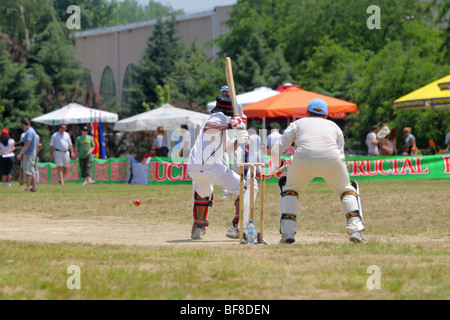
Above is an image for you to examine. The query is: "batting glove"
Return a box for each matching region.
[230,116,247,130]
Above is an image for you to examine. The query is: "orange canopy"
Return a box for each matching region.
[243,87,357,118]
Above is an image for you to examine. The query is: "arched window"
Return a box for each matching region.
[79,70,94,94]
[122,64,135,109]
[100,66,116,103]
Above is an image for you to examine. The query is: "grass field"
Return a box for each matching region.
[0,179,448,300]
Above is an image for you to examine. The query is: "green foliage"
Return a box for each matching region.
[156,84,170,105]
[0,42,40,141]
[52,0,184,30]
[31,1,84,113]
[131,16,182,113]
[1,0,449,157]
[217,0,449,153]
[163,42,223,111]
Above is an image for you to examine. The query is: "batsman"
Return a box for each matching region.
[186,93,258,240]
[186,58,259,240]
[271,98,367,244]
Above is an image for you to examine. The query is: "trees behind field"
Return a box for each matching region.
[0,0,449,157]
[217,0,450,152]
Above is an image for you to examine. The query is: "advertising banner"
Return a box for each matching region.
[37,157,128,184]
[144,155,450,185]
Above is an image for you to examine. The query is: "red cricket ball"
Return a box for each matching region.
[134,199,141,206]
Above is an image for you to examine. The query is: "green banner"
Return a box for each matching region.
[37,157,128,184]
[39,155,449,185]
[344,154,450,181]
[143,155,450,185]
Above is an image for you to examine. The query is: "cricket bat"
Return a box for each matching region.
[225,57,240,117]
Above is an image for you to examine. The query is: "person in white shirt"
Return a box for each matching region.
[154,126,168,157]
[187,93,254,240]
[271,98,366,244]
[179,124,191,158]
[0,128,15,186]
[248,127,263,174]
[50,124,75,185]
[267,127,282,151]
[366,125,379,156]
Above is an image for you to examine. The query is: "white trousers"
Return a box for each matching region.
[282,156,363,234]
[188,163,258,228]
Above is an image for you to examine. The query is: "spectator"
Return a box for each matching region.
[377,125,390,156]
[401,127,416,156]
[0,128,15,187]
[154,126,168,157]
[248,127,262,173]
[428,139,439,155]
[179,124,191,158]
[384,128,398,156]
[445,127,450,154]
[267,126,282,152]
[19,131,40,184]
[50,124,75,185]
[16,118,37,192]
[74,126,96,185]
[365,125,379,156]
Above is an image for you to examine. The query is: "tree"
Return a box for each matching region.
[30,1,84,113]
[0,0,48,54]
[131,16,182,113]
[163,42,223,111]
[0,41,40,142]
[53,0,117,30]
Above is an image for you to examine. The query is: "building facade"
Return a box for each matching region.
[74,5,231,107]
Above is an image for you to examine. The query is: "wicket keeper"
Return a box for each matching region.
[271,98,367,244]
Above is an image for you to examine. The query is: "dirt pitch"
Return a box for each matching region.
[0,213,446,247]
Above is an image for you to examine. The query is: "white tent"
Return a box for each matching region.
[113,104,210,132]
[32,102,118,125]
[206,87,281,113]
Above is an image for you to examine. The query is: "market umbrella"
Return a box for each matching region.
[206,87,280,113]
[113,104,210,132]
[243,87,358,118]
[393,74,450,110]
[32,102,118,125]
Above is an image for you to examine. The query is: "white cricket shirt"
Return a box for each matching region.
[275,117,345,159]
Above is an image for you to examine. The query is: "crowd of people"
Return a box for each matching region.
[365,124,450,156]
[0,118,98,191]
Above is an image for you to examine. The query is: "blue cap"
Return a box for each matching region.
[307,98,328,116]
[220,85,229,93]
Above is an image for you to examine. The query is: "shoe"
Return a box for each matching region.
[226,225,239,239]
[1,183,5,187]
[82,181,88,186]
[191,224,205,240]
[280,233,296,244]
[88,179,96,184]
[30,188,37,192]
[7,183,11,187]
[349,231,367,244]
